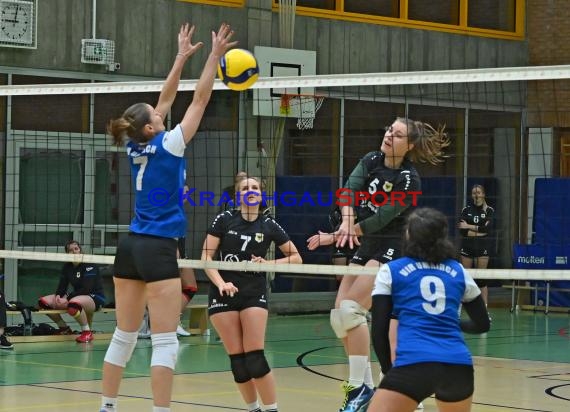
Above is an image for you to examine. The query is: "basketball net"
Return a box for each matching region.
[280,94,325,130]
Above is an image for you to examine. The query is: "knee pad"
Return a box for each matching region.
[104,328,138,367]
[67,302,82,318]
[229,353,251,383]
[150,332,179,370]
[245,350,271,379]
[330,299,368,338]
[182,286,197,303]
[38,297,51,309]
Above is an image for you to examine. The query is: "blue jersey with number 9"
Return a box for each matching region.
[372,256,481,367]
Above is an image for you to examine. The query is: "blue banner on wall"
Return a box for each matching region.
[513,243,570,307]
[513,243,570,269]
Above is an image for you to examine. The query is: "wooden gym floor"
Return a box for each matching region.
[1,308,570,411]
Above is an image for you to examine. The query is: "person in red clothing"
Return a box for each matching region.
[38,240,105,343]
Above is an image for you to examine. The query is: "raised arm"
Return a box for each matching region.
[179,23,237,144]
[155,23,203,119]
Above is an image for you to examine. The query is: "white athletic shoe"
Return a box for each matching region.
[416,402,424,410]
[176,324,191,337]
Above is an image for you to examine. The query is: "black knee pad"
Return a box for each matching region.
[229,353,251,383]
[245,350,271,379]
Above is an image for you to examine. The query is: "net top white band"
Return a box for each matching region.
[0,249,568,280]
[0,64,570,96]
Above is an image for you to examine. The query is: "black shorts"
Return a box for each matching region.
[177,237,187,259]
[332,245,356,262]
[460,236,493,258]
[114,233,179,283]
[351,235,401,266]
[379,362,474,403]
[90,294,105,310]
[207,290,268,315]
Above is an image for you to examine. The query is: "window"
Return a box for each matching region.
[273,0,523,39]
[408,0,459,25]
[19,148,85,225]
[345,0,399,18]
[468,0,516,32]
[12,76,88,133]
[298,0,335,9]
[177,0,244,7]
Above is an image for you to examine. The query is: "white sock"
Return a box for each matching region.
[152,407,170,412]
[247,400,260,411]
[100,396,117,411]
[348,355,368,387]
[363,361,374,387]
[81,324,91,331]
[263,403,278,412]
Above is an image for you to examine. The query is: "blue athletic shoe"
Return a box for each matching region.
[339,382,374,412]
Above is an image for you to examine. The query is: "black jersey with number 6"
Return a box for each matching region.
[207,209,290,295]
[459,204,494,237]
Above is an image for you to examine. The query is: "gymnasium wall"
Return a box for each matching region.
[0,1,528,82]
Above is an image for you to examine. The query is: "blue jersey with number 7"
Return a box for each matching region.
[127,125,186,238]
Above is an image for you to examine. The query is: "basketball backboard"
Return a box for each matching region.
[253,46,317,118]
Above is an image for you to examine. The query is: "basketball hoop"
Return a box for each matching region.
[279,93,325,130]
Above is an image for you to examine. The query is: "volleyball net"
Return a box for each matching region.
[1,64,570,308]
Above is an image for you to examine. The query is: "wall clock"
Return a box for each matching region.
[0,0,36,48]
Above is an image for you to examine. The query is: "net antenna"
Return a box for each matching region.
[280,93,325,130]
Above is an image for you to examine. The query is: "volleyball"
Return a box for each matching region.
[217,49,259,91]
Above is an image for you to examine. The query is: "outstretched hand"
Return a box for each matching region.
[211,22,239,58]
[334,221,360,249]
[177,23,203,58]
[307,231,335,250]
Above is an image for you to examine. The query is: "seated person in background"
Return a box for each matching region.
[0,288,14,349]
[38,240,105,343]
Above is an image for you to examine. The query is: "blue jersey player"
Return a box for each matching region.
[368,207,490,412]
[100,23,237,412]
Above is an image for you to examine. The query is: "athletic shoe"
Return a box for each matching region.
[57,326,74,335]
[0,334,14,350]
[75,330,94,343]
[339,382,374,412]
[176,324,191,337]
[416,402,424,409]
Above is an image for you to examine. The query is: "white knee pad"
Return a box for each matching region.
[150,332,179,370]
[330,300,368,338]
[104,328,138,367]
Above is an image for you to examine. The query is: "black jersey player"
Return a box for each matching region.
[202,175,302,412]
